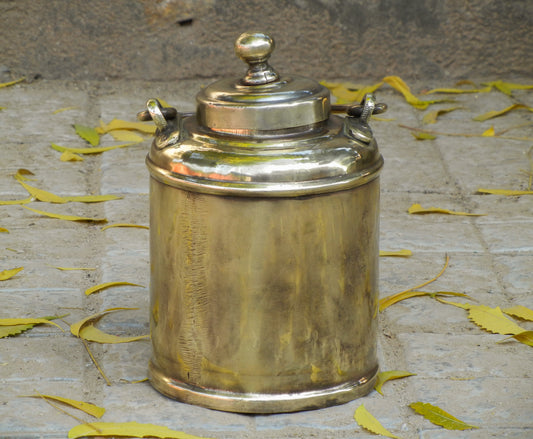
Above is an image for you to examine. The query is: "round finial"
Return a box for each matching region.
[234,32,279,85]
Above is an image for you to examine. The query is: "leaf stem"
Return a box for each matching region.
[81,339,112,386]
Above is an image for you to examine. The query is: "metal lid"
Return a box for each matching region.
[196,32,330,134]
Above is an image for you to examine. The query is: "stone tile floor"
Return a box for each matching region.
[1,78,532,438]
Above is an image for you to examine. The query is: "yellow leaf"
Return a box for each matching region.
[0,227,8,233]
[0,197,33,205]
[411,131,436,140]
[0,314,67,338]
[379,249,412,257]
[435,298,472,310]
[60,151,84,162]
[109,130,145,143]
[473,104,533,121]
[51,142,136,155]
[374,371,416,395]
[68,421,214,439]
[74,124,100,146]
[22,205,107,223]
[383,76,452,110]
[409,402,478,430]
[15,168,36,181]
[25,393,105,418]
[101,223,149,231]
[468,305,525,335]
[0,318,63,331]
[380,291,469,312]
[476,188,533,196]
[481,126,495,137]
[0,267,23,280]
[482,80,533,96]
[503,305,533,321]
[53,106,78,114]
[354,404,399,438]
[17,180,67,203]
[321,81,384,105]
[95,119,156,134]
[423,86,491,95]
[63,194,123,203]
[85,281,144,296]
[408,203,486,216]
[422,106,462,124]
[504,331,533,347]
[0,77,25,88]
[50,266,96,271]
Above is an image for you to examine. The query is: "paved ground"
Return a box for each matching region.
[1,78,532,438]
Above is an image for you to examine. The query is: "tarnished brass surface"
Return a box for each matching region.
[148,176,380,413]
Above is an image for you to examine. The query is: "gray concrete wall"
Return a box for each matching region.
[0,0,531,81]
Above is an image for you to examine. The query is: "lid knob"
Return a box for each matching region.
[235,32,280,86]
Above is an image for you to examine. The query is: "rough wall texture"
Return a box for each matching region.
[0,0,531,81]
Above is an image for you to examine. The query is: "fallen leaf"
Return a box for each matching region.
[503,331,533,347]
[0,77,25,88]
[383,76,452,110]
[422,106,462,124]
[468,305,525,335]
[481,80,533,96]
[0,267,23,280]
[380,291,469,312]
[51,142,136,154]
[101,223,149,231]
[53,106,78,114]
[354,404,399,438]
[17,180,67,203]
[0,197,33,205]
[409,402,478,430]
[95,119,156,134]
[70,308,149,344]
[68,421,214,439]
[0,318,63,331]
[85,281,144,296]
[435,298,472,310]
[374,371,416,395]
[60,151,84,162]
[63,194,123,203]
[408,203,486,216]
[476,188,533,196]
[74,124,100,146]
[15,168,36,181]
[24,394,105,418]
[108,130,145,143]
[379,249,412,257]
[0,227,9,233]
[473,104,533,122]
[22,205,107,223]
[422,86,491,95]
[50,266,96,271]
[481,126,495,137]
[0,314,67,338]
[411,131,436,140]
[503,305,533,321]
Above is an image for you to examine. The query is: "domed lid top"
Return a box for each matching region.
[196,32,330,134]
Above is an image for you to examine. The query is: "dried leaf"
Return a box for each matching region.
[50,266,96,271]
[374,371,416,395]
[74,124,100,146]
[17,180,67,203]
[409,402,478,430]
[63,194,122,203]
[0,197,33,205]
[51,142,136,155]
[423,86,491,95]
[24,394,105,418]
[0,227,9,233]
[60,151,84,162]
[503,305,533,321]
[468,305,525,335]
[481,80,533,96]
[476,188,533,196]
[0,318,63,331]
[380,291,469,312]
[85,281,144,296]
[22,205,107,223]
[95,119,156,135]
[15,168,36,181]
[435,298,472,310]
[473,104,533,122]
[0,314,67,338]
[481,126,495,137]
[53,106,78,114]
[0,77,25,88]
[101,223,149,231]
[383,76,452,110]
[354,404,399,438]
[408,203,485,216]
[379,249,412,257]
[504,331,533,347]
[109,130,145,143]
[71,308,149,344]
[0,267,24,280]
[411,131,436,140]
[68,421,214,439]
[422,106,462,124]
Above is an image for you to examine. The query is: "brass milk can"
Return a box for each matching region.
[138,32,386,413]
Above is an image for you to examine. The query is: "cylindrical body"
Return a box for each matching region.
[148,176,380,413]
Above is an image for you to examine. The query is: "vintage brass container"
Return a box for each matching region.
[138,32,386,413]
